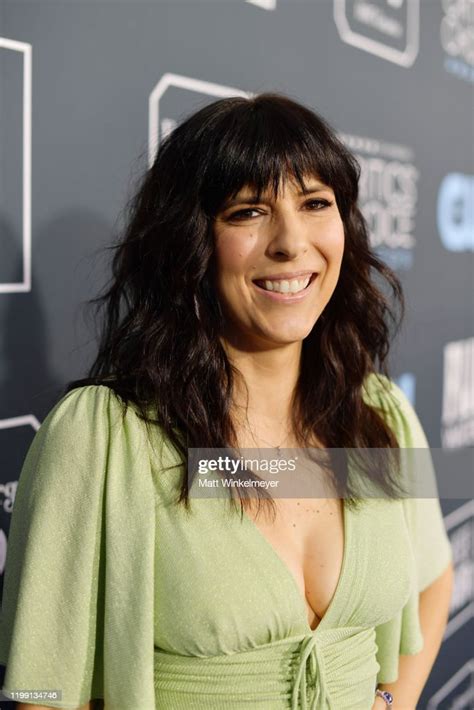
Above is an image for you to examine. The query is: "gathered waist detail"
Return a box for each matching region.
[154,627,380,709]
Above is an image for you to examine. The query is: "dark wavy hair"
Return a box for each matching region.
[65,91,408,519]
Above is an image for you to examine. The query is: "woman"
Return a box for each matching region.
[0,93,453,710]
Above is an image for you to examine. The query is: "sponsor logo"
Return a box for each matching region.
[427,502,474,707]
[437,173,474,252]
[334,0,420,66]
[339,132,418,270]
[442,337,474,448]
[440,0,474,84]
[397,372,416,403]
[0,415,39,578]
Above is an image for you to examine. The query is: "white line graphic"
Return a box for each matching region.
[333,0,420,67]
[443,499,474,640]
[0,37,32,293]
[246,0,277,9]
[148,73,251,167]
[0,414,40,431]
[427,659,474,709]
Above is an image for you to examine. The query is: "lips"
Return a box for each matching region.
[252,270,317,282]
[252,272,318,301]
[252,272,318,290]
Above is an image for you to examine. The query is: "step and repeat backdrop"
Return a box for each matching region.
[0,0,473,707]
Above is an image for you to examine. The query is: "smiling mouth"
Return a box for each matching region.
[252,272,318,295]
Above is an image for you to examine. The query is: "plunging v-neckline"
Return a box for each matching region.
[241,498,350,635]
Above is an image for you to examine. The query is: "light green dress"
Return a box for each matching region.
[0,374,453,709]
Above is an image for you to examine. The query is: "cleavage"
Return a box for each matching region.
[246,497,345,631]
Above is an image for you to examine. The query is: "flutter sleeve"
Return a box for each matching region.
[0,385,157,709]
[362,373,453,683]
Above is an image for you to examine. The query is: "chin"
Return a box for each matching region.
[264,327,314,344]
[268,319,317,341]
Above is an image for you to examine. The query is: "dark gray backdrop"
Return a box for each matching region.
[1,1,473,707]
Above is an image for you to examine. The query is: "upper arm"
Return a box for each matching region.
[419,558,454,596]
[363,374,454,592]
[1,384,155,709]
[0,386,115,708]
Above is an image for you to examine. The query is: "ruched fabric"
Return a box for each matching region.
[153,627,379,709]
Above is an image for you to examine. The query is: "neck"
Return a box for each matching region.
[219,335,303,433]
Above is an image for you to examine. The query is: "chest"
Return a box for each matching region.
[244,496,344,631]
[153,469,415,657]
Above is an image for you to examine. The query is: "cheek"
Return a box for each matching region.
[323,221,345,262]
[214,234,256,275]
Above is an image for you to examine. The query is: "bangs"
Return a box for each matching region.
[198,95,353,217]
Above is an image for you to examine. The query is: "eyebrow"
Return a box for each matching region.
[223,183,331,208]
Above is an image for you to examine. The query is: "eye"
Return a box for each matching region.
[306,199,333,210]
[228,208,262,221]
[227,199,333,221]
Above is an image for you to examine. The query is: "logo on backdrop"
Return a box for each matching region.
[0,529,6,575]
[445,503,474,637]
[0,417,39,579]
[339,132,419,271]
[397,372,416,404]
[148,73,251,167]
[0,37,32,294]
[442,337,474,448]
[440,0,474,84]
[428,502,474,705]
[333,0,420,66]
[429,651,474,708]
[0,481,17,515]
[246,0,277,9]
[437,173,474,252]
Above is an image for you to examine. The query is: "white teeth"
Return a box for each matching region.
[262,276,311,294]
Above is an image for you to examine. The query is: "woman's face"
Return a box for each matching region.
[212,173,345,349]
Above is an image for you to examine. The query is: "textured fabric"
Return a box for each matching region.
[0,373,453,709]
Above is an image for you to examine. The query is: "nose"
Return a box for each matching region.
[266,208,310,260]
